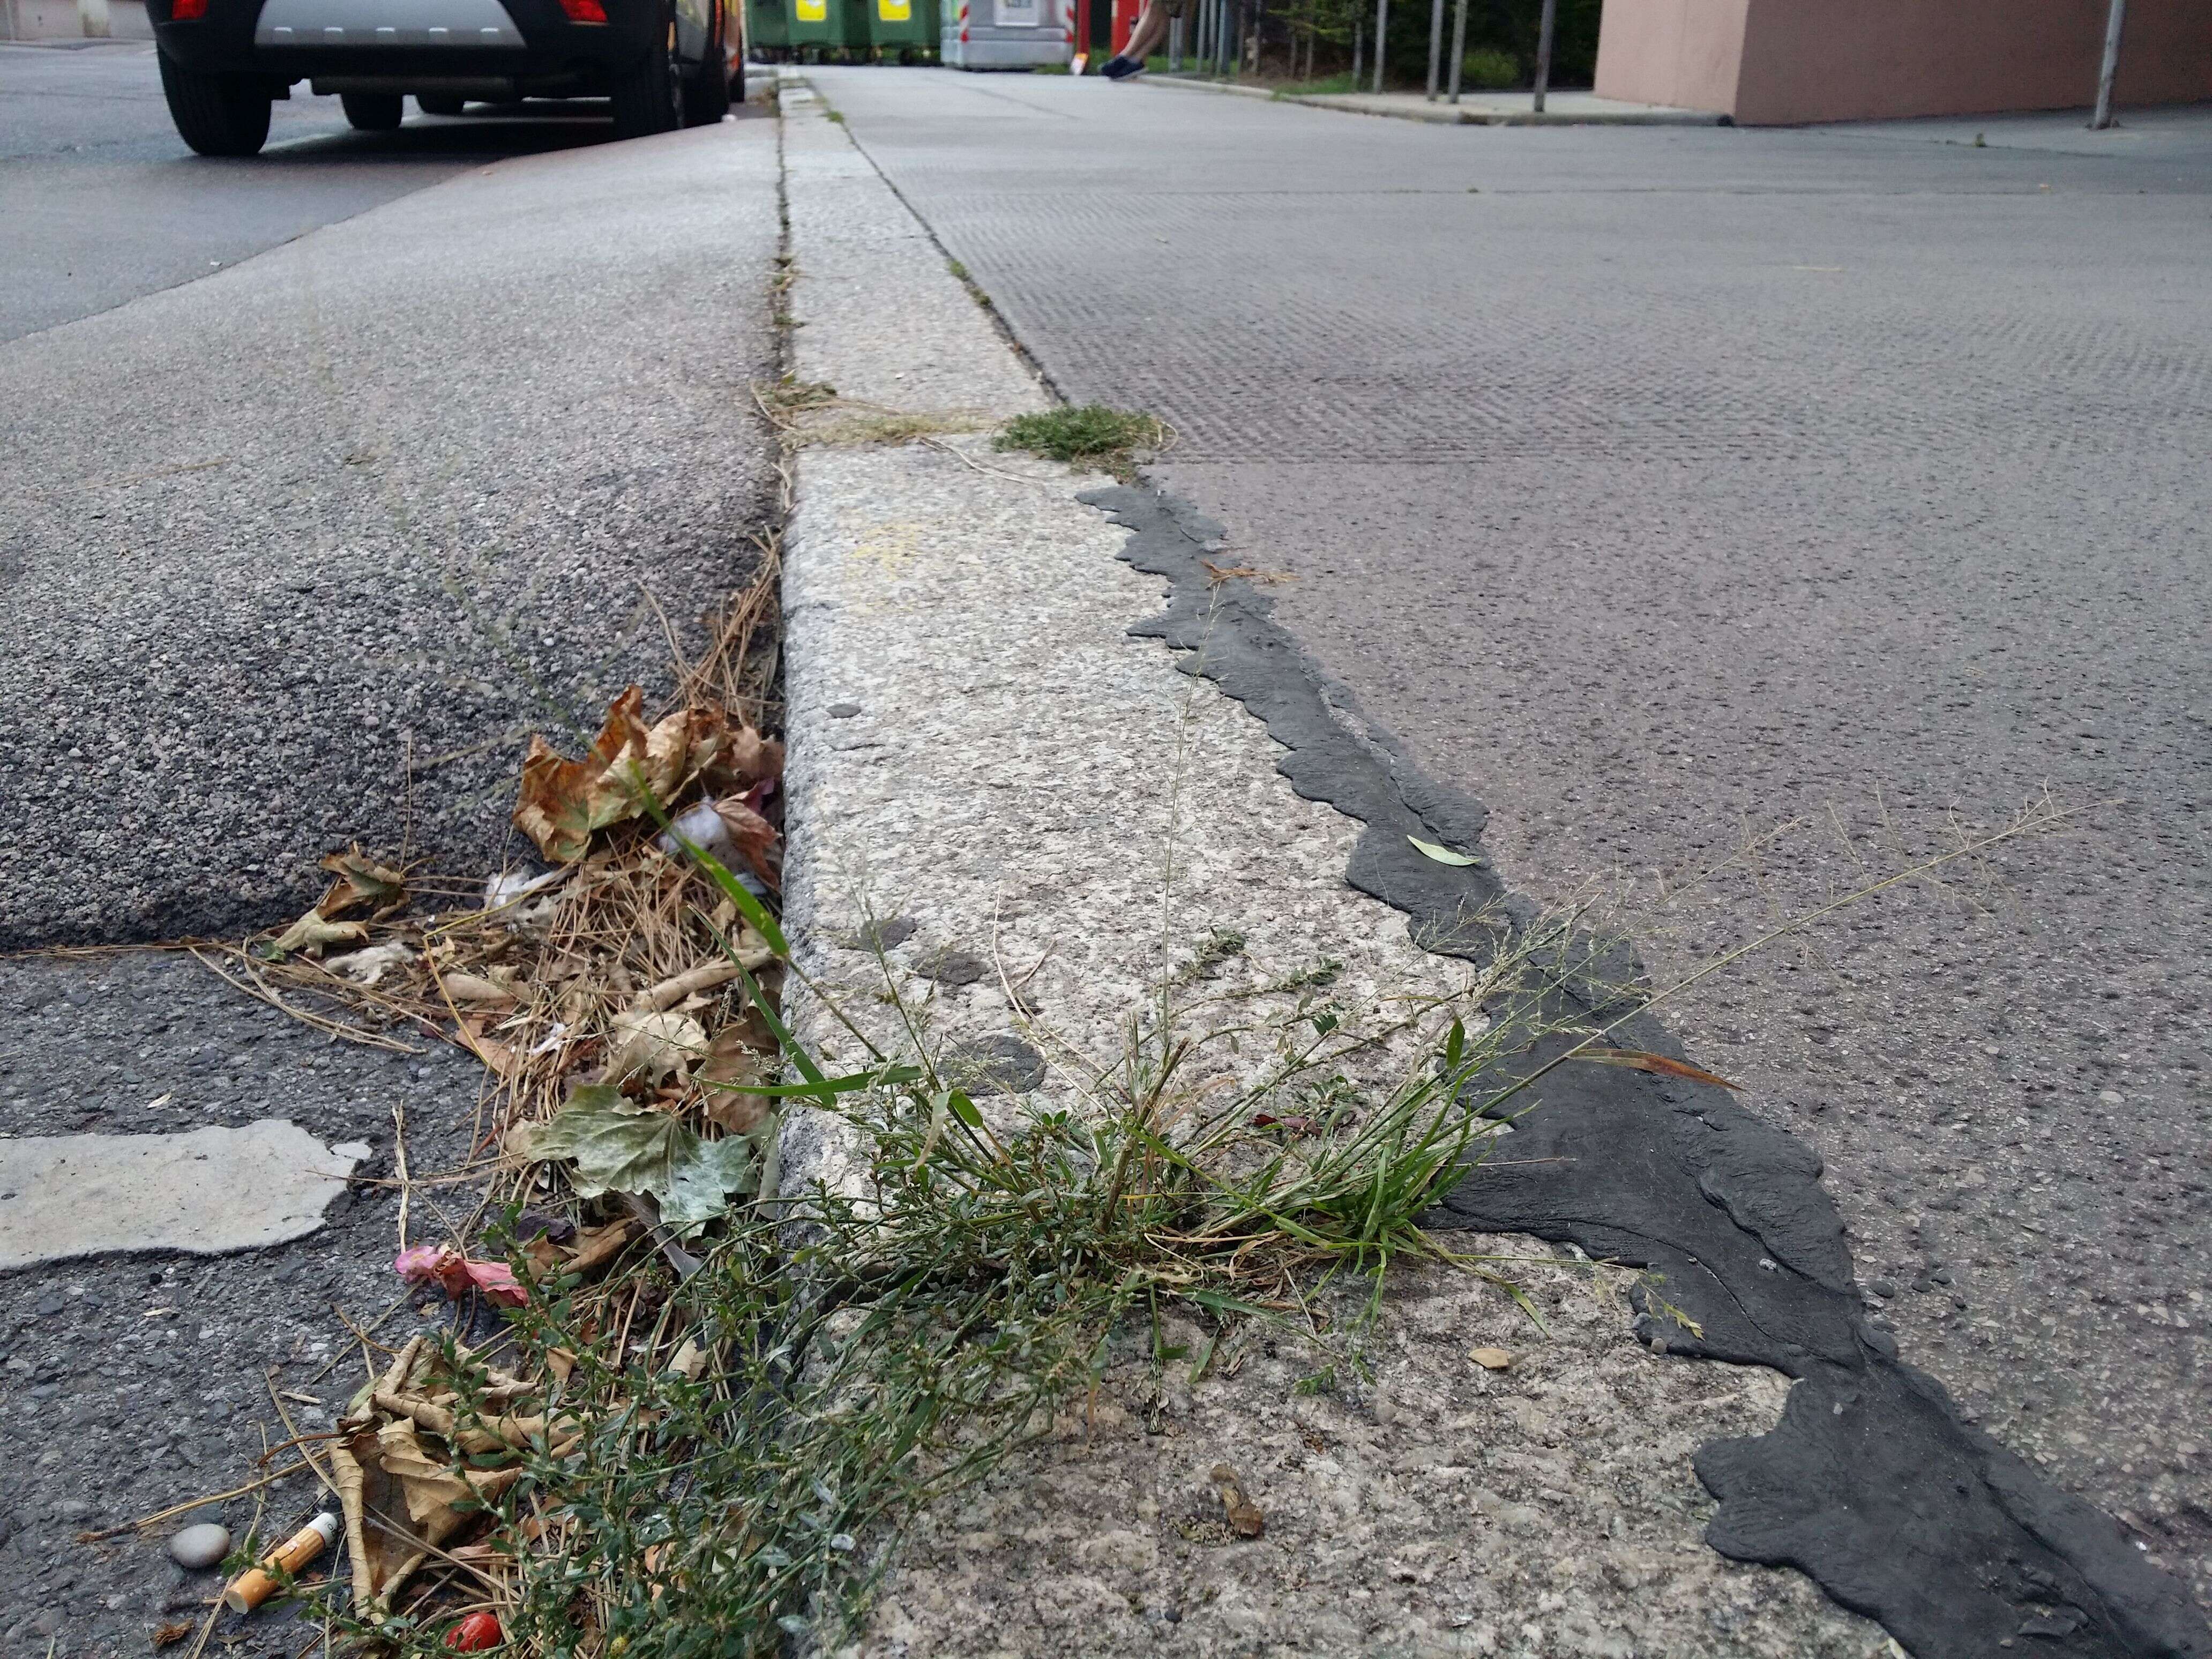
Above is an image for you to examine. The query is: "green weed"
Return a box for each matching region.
[994,404,1169,469]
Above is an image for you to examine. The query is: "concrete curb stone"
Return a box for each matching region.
[772,80,1880,1659]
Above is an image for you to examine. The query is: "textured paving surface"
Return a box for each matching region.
[0,41,615,343]
[0,108,781,950]
[1150,74,1722,125]
[808,65,2212,1614]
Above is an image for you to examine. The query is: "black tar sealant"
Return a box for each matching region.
[1083,483,2210,1659]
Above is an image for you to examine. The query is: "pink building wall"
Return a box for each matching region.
[1596,0,2212,125]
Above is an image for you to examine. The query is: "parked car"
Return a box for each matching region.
[148,0,740,156]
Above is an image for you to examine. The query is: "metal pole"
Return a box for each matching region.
[2091,0,2127,129]
[1351,14,1362,87]
[1169,14,1181,69]
[1371,0,1386,92]
[1445,0,1464,102]
[1424,0,1443,98]
[1531,0,1556,112]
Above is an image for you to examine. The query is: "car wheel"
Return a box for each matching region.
[417,93,467,116]
[609,5,682,139]
[341,91,405,130]
[156,50,272,157]
[681,48,731,125]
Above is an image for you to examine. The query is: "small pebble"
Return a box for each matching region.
[168,1523,230,1571]
[2098,1090,2125,1107]
[1467,1347,1513,1371]
[1869,1278,1897,1298]
[826,702,862,719]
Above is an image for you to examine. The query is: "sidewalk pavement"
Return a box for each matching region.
[1148,73,1722,125]
[1807,99,2212,160]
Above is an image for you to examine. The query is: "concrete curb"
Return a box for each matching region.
[1141,71,1726,126]
[770,74,1884,1659]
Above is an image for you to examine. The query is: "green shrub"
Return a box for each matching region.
[1461,45,1519,88]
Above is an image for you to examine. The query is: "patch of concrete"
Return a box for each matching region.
[0,1120,370,1270]
[774,83,1884,1657]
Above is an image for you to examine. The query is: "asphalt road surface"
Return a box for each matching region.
[0,40,618,342]
[0,53,780,1650]
[1,54,779,946]
[809,65,2212,1614]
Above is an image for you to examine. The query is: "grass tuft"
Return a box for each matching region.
[995,404,1169,469]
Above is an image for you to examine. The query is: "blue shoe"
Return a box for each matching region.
[1100,54,1143,78]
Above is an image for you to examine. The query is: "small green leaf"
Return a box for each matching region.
[1408,835,1482,867]
[945,1090,983,1129]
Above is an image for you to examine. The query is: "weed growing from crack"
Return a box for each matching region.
[995,404,1170,471]
[337,841,1594,1657]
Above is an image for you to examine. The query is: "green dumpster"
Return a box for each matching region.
[863,0,938,60]
[786,0,846,58]
[746,0,790,58]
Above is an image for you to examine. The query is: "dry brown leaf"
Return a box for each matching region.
[269,911,368,959]
[1209,1463,1265,1538]
[522,1235,565,1281]
[317,846,407,919]
[151,1620,195,1649]
[667,1338,706,1381]
[511,686,784,864]
[699,1027,774,1135]
[334,1420,523,1612]
[606,1008,707,1085]
[443,972,517,1006]
[1573,1049,1742,1091]
[1468,1347,1514,1371]
[710,796,782,892]
[565,1219,641,1280]
[454,1015,519,1078]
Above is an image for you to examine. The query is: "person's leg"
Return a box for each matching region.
[1123,0,1171,60]
[1103,0,1171,73]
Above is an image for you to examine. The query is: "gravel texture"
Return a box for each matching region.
[0,951,482,1658]
[799,66,2212,1617]
[862,1254,1878,1659]
[0,110,782,950]
[0,101,787,1658]
[775,88,1886,1656]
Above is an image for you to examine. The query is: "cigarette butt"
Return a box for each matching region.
[223,1513,339,1613]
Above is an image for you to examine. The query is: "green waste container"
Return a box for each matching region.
[785,0,846,57]
[746,0,790,57]
[863,0,938,59]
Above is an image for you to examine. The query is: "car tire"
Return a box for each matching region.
[341,91,405,130]
[681,53,731,125]
[417,93,467,116]
[609,7,683,139]
[157,50,273,157]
